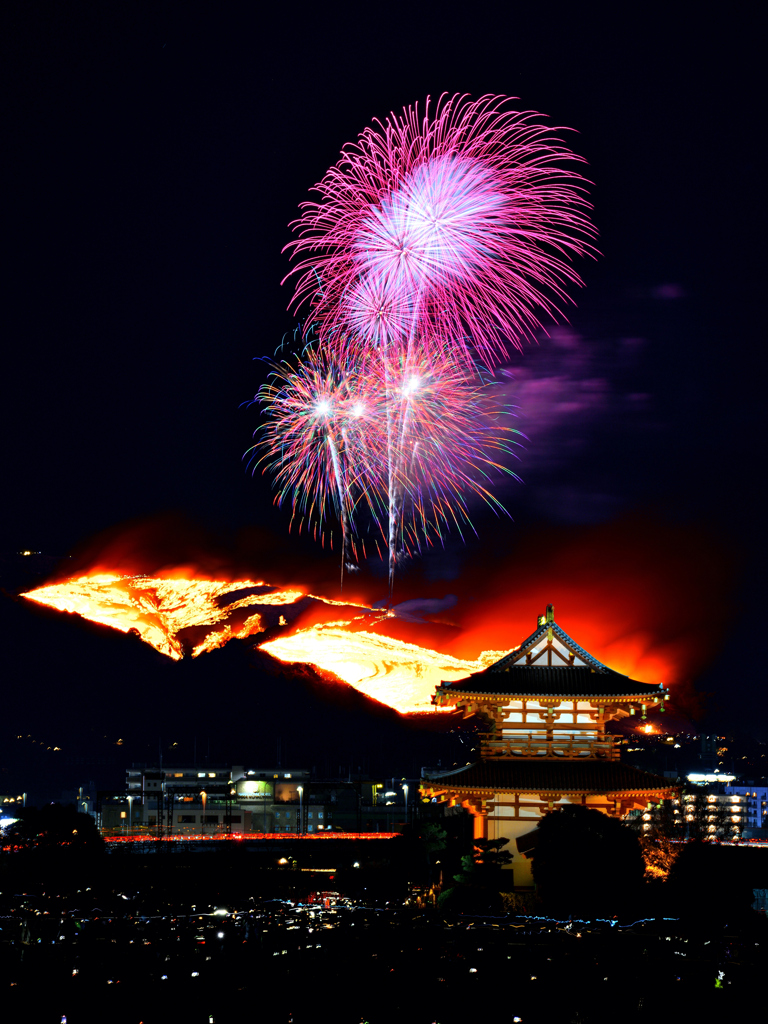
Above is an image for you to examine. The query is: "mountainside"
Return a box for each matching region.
[0,592,470,804]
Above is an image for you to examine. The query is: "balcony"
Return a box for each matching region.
[483,734,620,760]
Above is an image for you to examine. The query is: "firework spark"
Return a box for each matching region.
[246,344,386,572]
[248,343,523,575]
[285,93,596,366]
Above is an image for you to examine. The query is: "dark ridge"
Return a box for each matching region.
[0,593,473,804]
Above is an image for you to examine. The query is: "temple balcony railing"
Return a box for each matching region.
[480,735,621,760]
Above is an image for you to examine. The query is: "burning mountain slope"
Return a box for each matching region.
[22,575,305,660]
[18,513,735,722]
[1,590,479,804]
[22,573,509,714]
[260,622,506,714]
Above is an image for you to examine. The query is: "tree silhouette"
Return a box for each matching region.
[626,799,681,879]
[532,805,644,916]
[4,803,104,853]
[438,837,513,913]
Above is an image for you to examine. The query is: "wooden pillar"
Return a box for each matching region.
[473,812,486,841]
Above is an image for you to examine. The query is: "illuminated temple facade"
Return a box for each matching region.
[421,605,676,886]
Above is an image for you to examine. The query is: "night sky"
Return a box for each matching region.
[1,3,765,790]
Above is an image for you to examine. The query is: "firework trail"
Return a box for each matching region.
[245,344,382,581]
[360,347,525,570]
[249,342,524,588]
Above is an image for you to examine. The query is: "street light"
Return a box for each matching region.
[297,785,303,835]
[200,791,207,834]
[127,795,133,835]
[402,783,409,825]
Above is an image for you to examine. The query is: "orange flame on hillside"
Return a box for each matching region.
[260,622,507,714]
[23,574,305,660]
[20,513,734,721]
[22,572,510,712]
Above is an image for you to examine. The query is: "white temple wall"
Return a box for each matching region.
[484,792,597,888]
[501,702,599,728]
[524,637,589,666]
[485,815,538,886]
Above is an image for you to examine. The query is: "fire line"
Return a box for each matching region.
[22,573,512,714]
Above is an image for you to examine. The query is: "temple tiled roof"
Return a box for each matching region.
[439,665,663,699]
[424,759,674,794]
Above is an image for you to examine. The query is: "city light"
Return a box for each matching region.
[687,774,736,783]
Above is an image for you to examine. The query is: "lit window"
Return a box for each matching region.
[308,812,313,819]
[120,811,126,819]
[318,812,323,819]
[208,773,216,778]
[198,773,205,778]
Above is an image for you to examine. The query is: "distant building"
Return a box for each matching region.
[101,766,413,835]
[421,604,677,886]
[679,785,744,839]
[0,794,27,809]
[724,781,768,832]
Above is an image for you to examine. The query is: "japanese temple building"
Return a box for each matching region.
[421,604,677,886]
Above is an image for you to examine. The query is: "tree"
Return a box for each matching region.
[418,822,448,885]
[4,803,104,854]
[532,805,644,916]
[667,841,756,922]
[625,799,682,880]
[420,822,447,856]
[472,838,513,878]
[437,838,513,914]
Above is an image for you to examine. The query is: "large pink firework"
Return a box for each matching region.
[285,93,596,365]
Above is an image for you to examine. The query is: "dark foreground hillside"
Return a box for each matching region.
[0,591,472,802]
